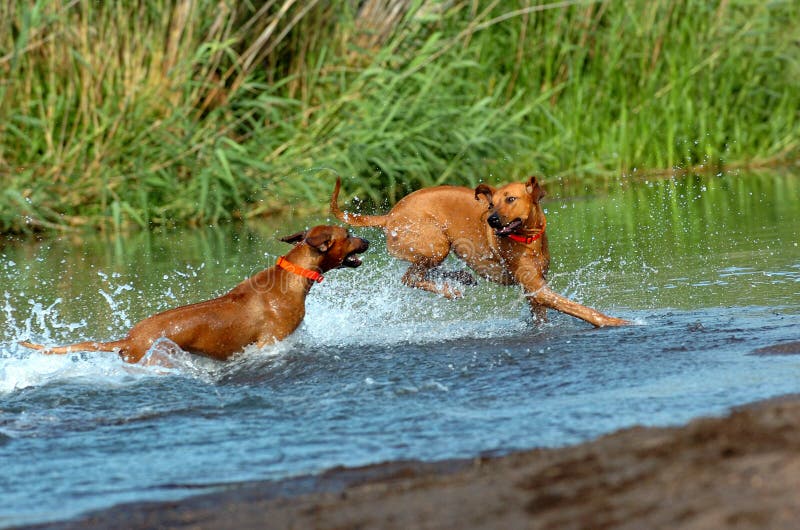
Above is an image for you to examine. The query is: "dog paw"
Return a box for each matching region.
[440,284,463,300]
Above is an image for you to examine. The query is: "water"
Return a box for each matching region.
[1,172,798,527]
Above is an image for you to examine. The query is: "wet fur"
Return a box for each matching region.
[20,225,369,363]
[331,177,629,327]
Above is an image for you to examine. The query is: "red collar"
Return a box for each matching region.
[276,256,324,283]
[507,232,543,244]
[506,217,546,245]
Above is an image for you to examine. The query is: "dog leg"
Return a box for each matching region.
[401,263,463,299]
[527,299,548,324]
[428,268,477,286]
[527,286,629,327]
[514,263,629,327]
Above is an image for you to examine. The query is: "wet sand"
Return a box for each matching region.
[23,392,800,530]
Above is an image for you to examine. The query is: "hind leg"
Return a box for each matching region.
[387,223,464,298]
[384,219,461,299]
[428,268,477,286]
[401,261,463,299]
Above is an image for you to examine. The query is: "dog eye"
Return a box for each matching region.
[506,197,516,204]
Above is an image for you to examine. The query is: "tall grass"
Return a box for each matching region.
[1,0,798,234]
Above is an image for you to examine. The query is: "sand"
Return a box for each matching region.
[23,391,800,530]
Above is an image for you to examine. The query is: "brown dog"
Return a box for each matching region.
[331,177,629,327]
[20,225,369,363]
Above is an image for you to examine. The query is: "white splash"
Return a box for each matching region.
[299,256,530,347]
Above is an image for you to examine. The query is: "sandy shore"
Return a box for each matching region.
[23,387,800,530]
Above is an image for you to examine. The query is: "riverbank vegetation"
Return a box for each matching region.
[1,0,798,233]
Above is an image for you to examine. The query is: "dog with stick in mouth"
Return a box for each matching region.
[331,177,628,327]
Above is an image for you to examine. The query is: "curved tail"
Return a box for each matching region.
[330,177,389,228]
[19,339,124,355]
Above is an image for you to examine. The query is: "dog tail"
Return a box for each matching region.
[19,339,124,355]
[330,177,389,228]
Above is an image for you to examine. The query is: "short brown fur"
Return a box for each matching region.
[331,177,628,327]
[20,225,369,363]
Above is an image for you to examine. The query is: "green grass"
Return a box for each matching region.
[1,0,798,234]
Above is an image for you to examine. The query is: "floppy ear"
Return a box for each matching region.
[279,231,306,244]
[474,184,495,205]
[525,176,546,203]
[303,230,333,253]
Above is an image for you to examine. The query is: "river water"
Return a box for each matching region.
[1,172,798,526]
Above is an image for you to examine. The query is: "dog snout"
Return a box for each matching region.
[487,212,503,229]
[353,236,369,252]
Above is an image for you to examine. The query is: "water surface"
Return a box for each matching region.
[1,172,798,526]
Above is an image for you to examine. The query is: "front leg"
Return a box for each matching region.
[527,298,548,324]
[514,262,630,327]
[528,286,630,327]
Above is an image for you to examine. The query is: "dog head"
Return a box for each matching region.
[475,176,546,236]
[280,225,369,271]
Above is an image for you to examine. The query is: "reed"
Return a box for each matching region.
[1,0,798,234]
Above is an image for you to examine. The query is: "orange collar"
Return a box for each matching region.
[276,256,324,283]
[507,217,546,245]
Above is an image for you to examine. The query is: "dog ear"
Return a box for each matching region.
[474,184,495,205]
[303,230,333,253]
[525,176,546,203]
[279,231,306,244]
